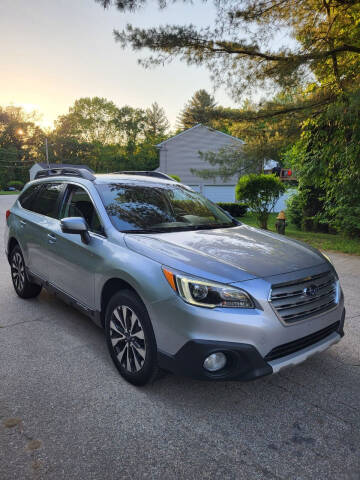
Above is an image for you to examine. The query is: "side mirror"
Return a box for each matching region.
[60,217,90,244]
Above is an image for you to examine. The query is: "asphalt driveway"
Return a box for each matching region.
[0,195,359,480]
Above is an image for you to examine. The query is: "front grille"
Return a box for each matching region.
[270,271,338,324]
[265,321,340,361]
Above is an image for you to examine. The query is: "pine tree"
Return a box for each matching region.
[178,90,217,129]
[97,0,360,117]
[144,102,169,138]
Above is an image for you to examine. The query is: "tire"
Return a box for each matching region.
[105,290,159,386]
[10,245,42,299]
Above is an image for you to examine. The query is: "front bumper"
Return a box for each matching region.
[158,308,345,381]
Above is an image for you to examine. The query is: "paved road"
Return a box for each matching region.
[0,195,359,480]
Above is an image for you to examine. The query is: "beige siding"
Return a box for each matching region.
[157,125,242,187]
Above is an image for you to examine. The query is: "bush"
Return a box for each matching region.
[7,180,24,191]
[217,202,248,217]
[169,174,181,182]
[286,188,331,233]
[236,174,285,229]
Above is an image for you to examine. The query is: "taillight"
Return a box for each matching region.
[6,210,11,220]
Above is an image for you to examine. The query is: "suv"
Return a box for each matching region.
[5,168,345,385]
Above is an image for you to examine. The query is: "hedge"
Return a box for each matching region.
[217,202,248,217]
[7,180,24,190]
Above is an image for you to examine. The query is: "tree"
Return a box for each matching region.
[0,105,44,185]
[113,105,147,154]
[236,174,285,229]
[55,97,120,144]
[144,102,169,139]
[178,90,217,129]
[97,0,360,117]
[285,89,360,237]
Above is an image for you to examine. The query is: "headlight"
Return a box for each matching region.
[162,268,254,309]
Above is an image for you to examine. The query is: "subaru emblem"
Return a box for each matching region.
[303,285,319,297]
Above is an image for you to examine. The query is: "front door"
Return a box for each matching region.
[46,184,105,309]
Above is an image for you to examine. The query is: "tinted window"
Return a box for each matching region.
[97,183,236,232]
[18,184,43,210]
[30,183,64,218]
[61,185,103,234]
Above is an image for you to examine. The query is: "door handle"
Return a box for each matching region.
[20,220,26,227]
[47,233,57,244]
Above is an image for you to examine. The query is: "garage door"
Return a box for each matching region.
[203,185,235,203]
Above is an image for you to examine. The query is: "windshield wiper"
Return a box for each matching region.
[121,228,171,234]
[190,222,237,230]
[122,223,237,234]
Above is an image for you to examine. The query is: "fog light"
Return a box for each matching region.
[203,352,227,372]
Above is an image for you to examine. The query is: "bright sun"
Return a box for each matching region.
[16,103,54,130]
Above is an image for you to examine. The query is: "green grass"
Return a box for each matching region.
[0,190,19,195]
[239,212,360,256]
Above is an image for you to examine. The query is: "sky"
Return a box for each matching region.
[0,0,239,130]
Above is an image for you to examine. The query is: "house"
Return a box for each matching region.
[156,124,244,203]
[29,163,94,181]
[263,159,279,174]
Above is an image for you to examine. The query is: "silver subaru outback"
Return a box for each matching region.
[4,168,345,385]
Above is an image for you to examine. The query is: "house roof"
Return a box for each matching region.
[33,163,94,172]
[156,124,245,148]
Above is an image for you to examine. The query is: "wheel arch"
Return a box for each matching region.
[7,237,20,262]
[100,277,143,328]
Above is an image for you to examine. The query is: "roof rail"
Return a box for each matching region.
[112,171,176,181]
[34,168,96,181]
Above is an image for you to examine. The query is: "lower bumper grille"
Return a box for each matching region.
[264,321,340,361]
[270,271,338,324]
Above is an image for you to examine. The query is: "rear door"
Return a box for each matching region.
[17,182,65,280]
[45,183,106,309]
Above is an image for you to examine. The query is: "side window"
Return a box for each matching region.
[30,183,64,219]
[18,184,43,211]
[62,185,103,235]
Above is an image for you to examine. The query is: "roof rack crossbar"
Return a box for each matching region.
[34,168,96,181]
[112,171,176,181]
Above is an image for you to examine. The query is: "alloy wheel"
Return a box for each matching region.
[110,305,146,373]
[11,252,25,292]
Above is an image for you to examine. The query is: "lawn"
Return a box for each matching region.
[239,212,360,256]
[0,191,19,195]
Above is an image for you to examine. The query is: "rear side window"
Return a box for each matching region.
[30,183,64,218]
[18,184,43,210]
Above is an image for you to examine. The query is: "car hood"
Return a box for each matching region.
[124,224,326,284]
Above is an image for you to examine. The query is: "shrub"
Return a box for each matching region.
[169,174,181,182]
[286,188,331,233]
[7,180,24,191]
[217,202,248,217]
[236,174,285,229]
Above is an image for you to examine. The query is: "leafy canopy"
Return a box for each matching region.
[0,105,44,186]
[285,89,360,236]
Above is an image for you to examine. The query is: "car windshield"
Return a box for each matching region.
[96,182,238,233]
